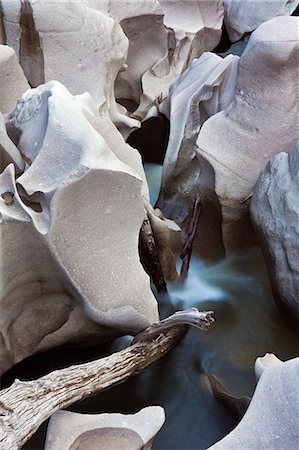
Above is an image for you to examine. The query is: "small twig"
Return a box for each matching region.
[240,192,253,204]
[180,198,201,281]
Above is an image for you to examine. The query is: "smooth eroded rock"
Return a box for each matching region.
[157,16,299,259]
[224,0,299,42]
[209,356,299,449]
[45,407,165,450]
[250,143,299,323]
[0,81,158,373]
[0,45,29,113]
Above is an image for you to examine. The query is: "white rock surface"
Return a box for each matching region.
[45,406,165,450]
[0,111,24,172]
[135,0,224,118]
[158,52,239,224]
[196,16,299,253]
[0,45,29,114]
[113,1,168,107]
[156,51,238,260]
[250,143,299,322]
[1,0,139,130]
[0,4,5,44]
[224,0,299,42]
[255,353,283,380]
[1,0,20,54]
[209,357,299,449]
[0,81,158,372]
[1,0,225,123]
[157,16,299,259]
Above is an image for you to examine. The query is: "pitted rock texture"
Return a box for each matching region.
[45,407,165,450]
[250,143,299,323]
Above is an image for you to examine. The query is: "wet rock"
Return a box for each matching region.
[45,407,165,450]
[224,0,298,42]
[0,45,29,113]
[209,356,299,449]
[250,143,299,324]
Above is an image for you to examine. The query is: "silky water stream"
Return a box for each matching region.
[1,164,298,449]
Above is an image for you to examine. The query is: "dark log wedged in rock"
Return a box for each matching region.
[139,216,167,293]
[180,197,201,281]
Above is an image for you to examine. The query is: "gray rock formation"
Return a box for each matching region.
[45,407,165,450]
[224,0,298,42]
[250,143,299,323]
[157,16,299,259]
[1,0,138,130]
[0,81,158,374]
[0,45,29,113]
[209,355,299,449]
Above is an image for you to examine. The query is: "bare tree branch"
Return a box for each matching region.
[180,198,201,281]
[0,309,214,450]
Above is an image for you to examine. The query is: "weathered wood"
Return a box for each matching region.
[180,198,201,281]
[0,309,213,450]
[139,216,167,292]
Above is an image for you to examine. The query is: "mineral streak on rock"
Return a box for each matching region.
[19,0,45,87]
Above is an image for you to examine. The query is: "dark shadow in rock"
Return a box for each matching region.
[0,339,116,388]
[213,23,232,53]
[127,114,170,164]
[117,98,139,113]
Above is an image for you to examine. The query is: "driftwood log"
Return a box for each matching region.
[0,308,214,450]
[180,198,201,281]
[139,216,167,292]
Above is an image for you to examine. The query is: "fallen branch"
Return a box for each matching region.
[139,216,167,292]
[180,198,201,281]
[0,308,214,450]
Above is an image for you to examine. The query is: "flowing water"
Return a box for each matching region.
[2,164,298,449]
